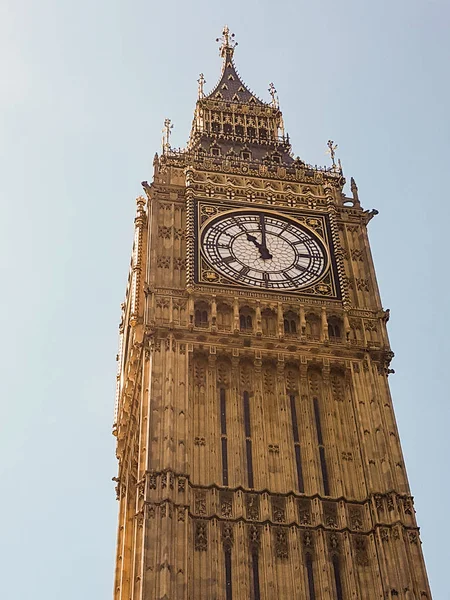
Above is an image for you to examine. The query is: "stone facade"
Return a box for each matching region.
[112,27,431,600]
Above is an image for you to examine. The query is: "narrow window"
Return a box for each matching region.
[235,125,244,136]
[252,552,261,600]
[246,315,252,329]
[305,553,316,600]
[225,550,232,600]
[243,391,254,488]
[212,123,220,133]
[284,319,289,333]
[289,394,304,492]
[220,388,229,486]
[240,314,246,329]
[313,397,330,496]
[224,123,232,134]
[247,126,256,138]
[332,554,344,600]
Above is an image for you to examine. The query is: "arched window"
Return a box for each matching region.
[223,123,232,135]
[327,318,342,341]
[240,312,253,331]
[211,122,220,133]
[259,128,267,139]
[284,312,299,335]
[211,146,221,157]
[194,304,209,328]
[235,125,244,136]
[241,150,251,160]
[247,126,256,138]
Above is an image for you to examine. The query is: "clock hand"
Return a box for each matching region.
[258,213,272,260]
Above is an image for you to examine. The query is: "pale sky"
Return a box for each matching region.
[1,0,449,598]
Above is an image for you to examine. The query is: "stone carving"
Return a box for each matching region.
[298,499,312,525]
[158,225,172,239]
[380,528,389,543]
[222,522,234,551]
[354,536,369,566]
[157,256,171,269]
[303,530,314,548]
[173,227,185,240]
[149,472,157,489]
[351,248,364,261]
[178,477,186,493]
[331,372,345,401]
[342,451,353,461]
[356,278,369,292]
[374,495,383,512]
[272,497,286,523]
[403,497,413,515]
[329,532,340,552]
[324,502,338,528]
[248,524,261,552]
[136,510,144,529]
[173,257,186,271]
[274,527,289,559]
[263,368,275,395]
[349,508,363,531]
[217,362,229,386]
[195,492,207,516]
[194,363,206,387]
[240,364,252,389]
[408,531,418,545]
[220,493,233,517]
[177,508,185,522]
[194,437,206,446]
[268,444,280,453]
[246,494,260,520]
[147,505,156,519]
[195,521,208,551]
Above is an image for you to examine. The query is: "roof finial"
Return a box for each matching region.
[268,83,279,109]
[162,118,173,154]
[326,139,338,167]
[197,73,206,99]
[216,25,238,58]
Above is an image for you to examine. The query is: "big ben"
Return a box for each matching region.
[112,26,432,599]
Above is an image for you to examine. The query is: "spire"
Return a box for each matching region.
[207,26,264,105]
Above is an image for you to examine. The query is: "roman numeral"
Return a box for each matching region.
[239,266,250,277]
[222,256,236,264]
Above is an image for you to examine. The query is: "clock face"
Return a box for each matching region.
[200,210,328,290]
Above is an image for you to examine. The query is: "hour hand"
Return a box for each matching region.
[246,232,272,260]
[246,233,260,246]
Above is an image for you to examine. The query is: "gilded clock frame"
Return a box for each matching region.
[192,199,342,300]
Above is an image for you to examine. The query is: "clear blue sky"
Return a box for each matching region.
[1,0,448,597]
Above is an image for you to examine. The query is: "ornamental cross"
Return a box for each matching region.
[327,139,338,167]
[162,118,173,153]
[216,25,237,57]
[197,73,206,99]
[268,82,279,108]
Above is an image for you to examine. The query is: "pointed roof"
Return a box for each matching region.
[206,26,265,105]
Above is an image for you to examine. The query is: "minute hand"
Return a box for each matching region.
[258,214,272,260]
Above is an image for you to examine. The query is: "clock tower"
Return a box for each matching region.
[112,27,432,600]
